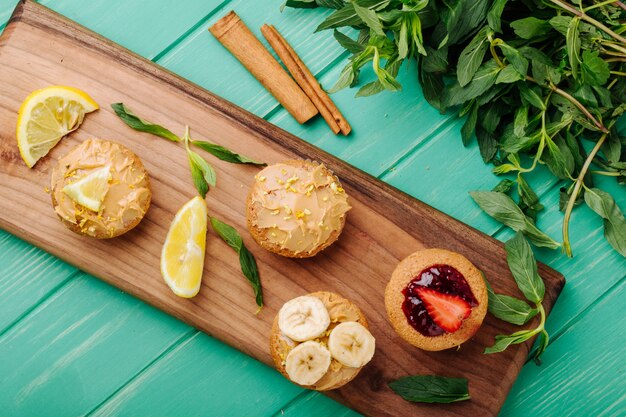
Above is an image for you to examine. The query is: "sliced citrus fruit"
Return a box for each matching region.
[161,196,208,298]
[16,86,99,168]
[62,164,112,212]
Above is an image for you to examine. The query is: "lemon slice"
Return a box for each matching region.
[16,86,99,168]
[62,164,112,212]
[161,196,208,298]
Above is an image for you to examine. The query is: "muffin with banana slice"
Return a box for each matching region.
[270,292,375,390]
[247,160,351,258]
[50,138,151,238]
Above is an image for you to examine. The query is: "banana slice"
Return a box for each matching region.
[328,321,376,368]
[285,341,331,386]
[278,295,330,342]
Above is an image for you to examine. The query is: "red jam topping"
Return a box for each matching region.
[401,264,478,336]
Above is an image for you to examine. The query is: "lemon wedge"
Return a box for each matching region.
[16,86,99,168]
[161,196,208,298]
[62,164,112,212]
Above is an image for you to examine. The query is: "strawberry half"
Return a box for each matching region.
[415,287,471,333]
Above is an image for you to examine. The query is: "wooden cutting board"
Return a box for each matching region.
[0,2,565,416]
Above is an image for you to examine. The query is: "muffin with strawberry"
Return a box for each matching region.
[385,248,488,351]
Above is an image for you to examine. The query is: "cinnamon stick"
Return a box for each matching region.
[209,12,318,124]
[261,24,351,135]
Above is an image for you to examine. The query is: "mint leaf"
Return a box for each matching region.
[496,65,524,84]
[487,0,508,33]
[484,234,550,361]
[419,67,445,111]
[422,46,448,73]
[191,140,265,166]
[492,178,515,193]
[111,103,180,142]
[469,191,528,230]
[517,174,543,220]
[317,0,344,8]
[521,219,560,249]
[470,191,560,248]
[513,105,528,136]
[532,330,550,364]
[498,42,529,77]
[566,17,581,79]
[283,0,318,9]
[210,217,263,309]
[485,330,534,354]
[505,232,545,304]
[356,80,385,97]
[183,127,216,199]
[316,5,359,31]
[458,26,491,87]
[543,136,574,180]
[444,60,501,107]
[510,17,551,39]
[187,150,216,199]
[389,375,470,404]
[352,1,385,36]
[285,0,343,8]
[581,50,610,86]
[461,102,478,146]
[584,188,626,257]
[434,0,490,47]
[486,280,539,325]
[519,84,545,110]
[333,29,365,54]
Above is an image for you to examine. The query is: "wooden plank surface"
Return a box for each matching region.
[158,0,345,118]
[500,278,626,416]
[38,0,226,60]
[0,273,193,416]
[88,332,303,417]
[0,229,77,332]
[0,2,566,417]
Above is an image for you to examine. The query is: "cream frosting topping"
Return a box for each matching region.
[250,162,350,254]
[51,139,151,238]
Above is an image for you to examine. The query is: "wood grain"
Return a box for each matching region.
[0,229,77,332]
[0,2,565,416]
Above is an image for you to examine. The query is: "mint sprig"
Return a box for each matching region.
[111,103,180,142]
[285,0,626,259]
[485,232,551,364]
[111,103,265,170]
[469,191,560,249]
[111,103,265,311]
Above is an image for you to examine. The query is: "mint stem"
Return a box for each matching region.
[548,0,626,44]
[562,132,608,256]
[525,76,608,133]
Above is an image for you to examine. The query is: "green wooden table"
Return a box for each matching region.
[0,1,624,416]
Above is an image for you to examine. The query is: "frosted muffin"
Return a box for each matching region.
[50,139,151,238]
[270,291,375,390]
[246,160,350,258]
